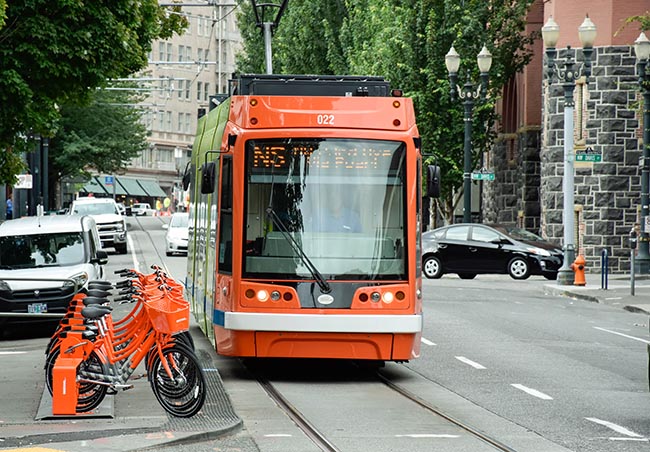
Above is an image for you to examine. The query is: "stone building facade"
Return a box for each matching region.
[482,0,647,274]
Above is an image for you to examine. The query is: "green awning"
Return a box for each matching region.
[138,179,167,198]
[117,176,148,198]
[96,175,127,196]
[80,177,108,195]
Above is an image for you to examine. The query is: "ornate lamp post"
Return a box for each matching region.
[445,45,492,223]
[634,32,650,272]
[542,16,597,286]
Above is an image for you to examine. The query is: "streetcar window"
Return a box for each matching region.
[243,138,407,281]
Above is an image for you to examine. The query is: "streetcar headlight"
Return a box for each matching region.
[257,290,269,302]
[382,292,394,304]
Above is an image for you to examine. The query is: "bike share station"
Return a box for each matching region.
[1,271,203,420]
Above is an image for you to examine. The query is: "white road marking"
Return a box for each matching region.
[421,337,436,346]
[264,434,293,437]
[585,417,645,438]
[127,233,139,272]
[593,327,650,345]
[609,437,649,442]
[0,351,26,355]
[395,434,460,438]
[455,356,486,369]
[511,384,553,400]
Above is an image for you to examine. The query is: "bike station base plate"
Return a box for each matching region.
[35,390,114,420]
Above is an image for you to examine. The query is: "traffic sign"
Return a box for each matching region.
[105,175,114,186]
[575,153,602,162]
[14,174,33,189]
[471,171,495,181]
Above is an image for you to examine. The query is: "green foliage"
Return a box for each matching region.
[236,0,536,221]
[0,0,186,185]
[49,89,149,182]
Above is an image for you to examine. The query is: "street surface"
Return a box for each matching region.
[0,216,648,452]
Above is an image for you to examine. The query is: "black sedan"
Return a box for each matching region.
[422,223,563,280]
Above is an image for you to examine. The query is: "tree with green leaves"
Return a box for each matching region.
[0,1,186,186]
[236,0,536,222]
[47,88,149,206]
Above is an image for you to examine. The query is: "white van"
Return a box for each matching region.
[0,215,108,323]
[70,197,128,253]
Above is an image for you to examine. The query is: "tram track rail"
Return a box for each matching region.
[375,370,519,452]
[245,359,520,452]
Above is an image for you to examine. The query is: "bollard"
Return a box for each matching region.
[600,249,608,290]
[630,228,637,296]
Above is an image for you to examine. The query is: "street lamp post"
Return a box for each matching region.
[541,15,597,286]
[634,32,650,272]
[445,45,492,223]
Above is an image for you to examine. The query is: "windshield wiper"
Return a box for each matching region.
[266,207,331,294]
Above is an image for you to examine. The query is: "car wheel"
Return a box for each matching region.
[508,257,530,280]
[423,255,443,279]
[458,273,476,279]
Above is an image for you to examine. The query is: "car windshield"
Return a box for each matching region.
[170,214,188,228]
[72,202,117,215]
[0,232,86,268]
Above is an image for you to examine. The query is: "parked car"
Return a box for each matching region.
[164,212,189,256]
[0,215,108,325]
[422,223,563,280]
[132,203,153,216]
[69,197,128,254]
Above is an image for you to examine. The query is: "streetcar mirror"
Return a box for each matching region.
[181,161,191,191]
[426,165,440,198]
[201,162,216,194]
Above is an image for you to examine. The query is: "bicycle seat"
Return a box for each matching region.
[82,296,110,306]
[87,289,111,298]
[81,305,113,320]
[88,280,113,288]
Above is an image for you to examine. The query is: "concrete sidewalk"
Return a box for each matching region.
[542,272,650,315]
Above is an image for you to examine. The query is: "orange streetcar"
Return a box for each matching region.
[184,74,436,362]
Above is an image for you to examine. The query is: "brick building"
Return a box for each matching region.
[483,0,648,273]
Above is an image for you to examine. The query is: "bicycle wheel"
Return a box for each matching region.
[149,344,206,417]
[45,349,109,412]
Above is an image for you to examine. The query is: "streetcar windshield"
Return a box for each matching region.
[243,138,407,280]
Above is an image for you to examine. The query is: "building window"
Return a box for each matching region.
[166,43,172,62]
[185,113,191,133]
[204,83,210,101]
[166,111,172,132]
[179,45,185,62]
[197,81,203,101]
[185,80,191,100]
[158,111,164,130]
[158,42,165,61]
[178,112,184,133]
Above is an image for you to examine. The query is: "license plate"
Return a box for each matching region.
[28,303,47,314]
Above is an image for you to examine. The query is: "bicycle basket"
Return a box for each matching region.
[144,296,189,334]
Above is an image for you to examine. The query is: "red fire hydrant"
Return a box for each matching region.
[571,254,586,286]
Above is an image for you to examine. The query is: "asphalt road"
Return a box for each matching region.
[413,276,650,452]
